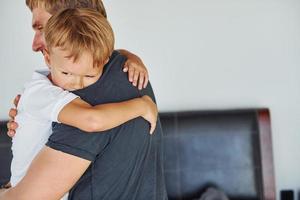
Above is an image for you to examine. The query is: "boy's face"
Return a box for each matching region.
[44,47,103,91]
[31,7,52,53]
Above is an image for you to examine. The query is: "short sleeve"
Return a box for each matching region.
[46,123,111,161]
[22,77,78,122]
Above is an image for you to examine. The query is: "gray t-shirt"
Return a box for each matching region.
[46,51,168,200]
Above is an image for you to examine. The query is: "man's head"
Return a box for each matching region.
[26,0,107,52]
[43,8,114,91]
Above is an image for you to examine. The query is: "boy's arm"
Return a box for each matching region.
[118,49,149,90]
[7,93,157,137]
[58,95,157,134]
[0,146,90,200]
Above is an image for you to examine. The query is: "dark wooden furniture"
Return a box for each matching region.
[0,109,276,199]
[161,109,276,200]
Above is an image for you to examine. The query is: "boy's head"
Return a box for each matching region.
[26,0,107,52]
[43,8,114,91]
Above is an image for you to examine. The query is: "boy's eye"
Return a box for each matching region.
[85,75,95,78]
[62,72,69,75]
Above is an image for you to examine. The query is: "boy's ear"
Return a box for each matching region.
[43,48,51,68]
[103,58,109,65]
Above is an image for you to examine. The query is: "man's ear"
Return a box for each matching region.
[43,48,51,68]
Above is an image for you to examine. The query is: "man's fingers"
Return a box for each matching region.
[9,108,17,119]
[7,130,16,138]
[7,121,18,130]
[7,95,20,137]
[138,73,145,90]
[14,95,21,107]
[7,121,17,137]
[11,121,18,129]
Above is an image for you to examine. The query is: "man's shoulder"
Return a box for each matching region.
[96,51,143,100]
[104,51,126,74]
[101,51,156,103]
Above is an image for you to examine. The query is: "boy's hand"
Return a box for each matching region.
[141,95,158,134]
[118,49,149,90]
[7,95,20,137]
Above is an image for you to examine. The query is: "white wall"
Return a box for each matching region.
[1,0,299,197]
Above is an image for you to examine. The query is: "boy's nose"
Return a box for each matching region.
[71,77,84,90]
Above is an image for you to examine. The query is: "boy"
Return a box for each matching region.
[1,8,167,200]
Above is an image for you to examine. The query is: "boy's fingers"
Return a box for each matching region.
[123,66,129,72]
[138,74,145,90]
[128,67,135,82]
[143,74,149,88]
[149,122,156,135]
[132,71,139,86]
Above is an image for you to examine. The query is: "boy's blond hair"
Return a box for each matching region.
[26,0,107,18]
[44,8,114,68]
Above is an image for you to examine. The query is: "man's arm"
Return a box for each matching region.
[118,49,149,90]
[58,95,157,134]
[0,146,90,200]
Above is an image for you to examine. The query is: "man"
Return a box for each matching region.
[1,2,167,200]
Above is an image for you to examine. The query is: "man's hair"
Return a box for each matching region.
[26,0,107,18]
[44,8,114,68]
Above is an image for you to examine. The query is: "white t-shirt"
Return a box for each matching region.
[11,69,77,199]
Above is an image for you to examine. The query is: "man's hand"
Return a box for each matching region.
[7,95,20,137]
[118,49,149,90]
[141,95,158,134]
